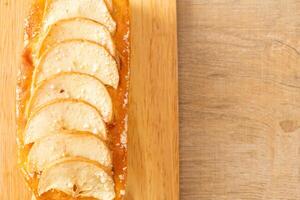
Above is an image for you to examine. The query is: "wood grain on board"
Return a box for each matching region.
[179,0,300,199]
[0,1,32,199]
[0,0,179,200]
[127,0,179,200]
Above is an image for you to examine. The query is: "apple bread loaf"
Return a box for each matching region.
[17,0,130,199]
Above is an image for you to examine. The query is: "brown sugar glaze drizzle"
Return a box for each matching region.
[16,0,130,199]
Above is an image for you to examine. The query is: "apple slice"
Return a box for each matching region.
[104,0,113,11]
[28,72,113,122]
[38,18,116,57]
[27,132,112,174]
[34,39,119,89]
[43,0,116,33]
[38,158,115,200]
[24,99,106,144]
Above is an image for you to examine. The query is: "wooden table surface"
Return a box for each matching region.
[179,0,300,199]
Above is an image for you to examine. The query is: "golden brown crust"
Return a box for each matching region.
[17,0,130,199]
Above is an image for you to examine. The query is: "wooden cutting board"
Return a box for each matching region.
[0,0,179,200]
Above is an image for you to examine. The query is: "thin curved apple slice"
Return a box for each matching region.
[28,72,113,122]
[28,132,112,174]
[43,0,116,33]
[38,18,116,57]
[24,99,106,144]
[104,0,113,11]
[38,158,115,200]
[34,39,119,89]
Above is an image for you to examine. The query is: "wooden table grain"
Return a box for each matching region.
[178,0,300,199]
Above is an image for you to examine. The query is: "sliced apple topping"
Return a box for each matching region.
[34,39,119,89]
[104,0,113,11]
[28,72,113,122]
[37,18,116,57]
[43,0,116,33]
[24,99,106,144]
[38,158,115,200]
[27,132,112,174]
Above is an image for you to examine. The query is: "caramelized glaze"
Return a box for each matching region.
[17,0,130,199]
